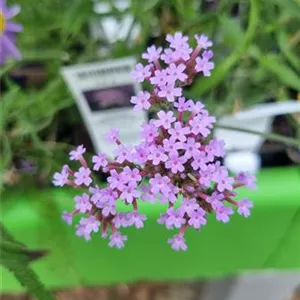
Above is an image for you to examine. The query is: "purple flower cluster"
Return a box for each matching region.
[54,32,256,251]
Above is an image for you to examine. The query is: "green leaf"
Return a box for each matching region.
[270,0,300,19]
[189,0,260,96]
[277,30,300,71]
[259,53,300,91]
[219,15,244,47]
[0,223,54,300]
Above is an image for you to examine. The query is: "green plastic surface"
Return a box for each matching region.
[1,167,300,292]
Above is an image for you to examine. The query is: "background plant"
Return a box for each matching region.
[1,0,299,189]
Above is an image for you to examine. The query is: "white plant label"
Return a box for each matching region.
[62,57,147,158]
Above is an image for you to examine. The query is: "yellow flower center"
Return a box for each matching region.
[0,12,6,34]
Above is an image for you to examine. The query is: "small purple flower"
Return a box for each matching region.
[166,32,189,49]
[166,63,188,82]
[181,198,200,216]
[82,215,100,233]
[107,169,125,190]
[89,185,103,205]
[69,145,86,161]
[205,138,225,161]
[121,166,142,184]
[165,151,187,174]
[141,184,156,203]
[140,121,159,143]
[109,232,127,249]
[216,174,234,193]
[149,174,171,196]
[168,122,190,142]
[191,101,205,114]
[172,45,193,61]
[174,97,193,112]
[130,91,151,111]
[236,172,257,189]
[168,234,187,251]
[165,207,186,229]
[92,153,108,171]
[114,145,132,164]
[62,211,73,225]
[142,45,162,62]
[216,205,234,223]
[194,34,213,49]
[182,137,201,159]
[163,138,183,154]
[195,51,214,76]
[191,151,208,171]
[126,212,147,229]
[74,193,92,213]
[112,213,128,229]
[154,110,176,129]
[133,143,150,165]
[161,48,175,64]
[74,167,92,186]
[148,145,168,165]
[190,114,215,137]
[105,128,119,143]
[237,198,253,217]
[76,224,91,241]
[102,202,116,217]
[188,209,207,229]
[198,169,213,187]
[53,165,69,187]
[158,84,182,102]
[130,63,151,82]
[119,183,141,204]
[206,192,224,210]
[150,69,171,87]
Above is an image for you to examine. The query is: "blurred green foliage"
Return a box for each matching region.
[1,0,300,191]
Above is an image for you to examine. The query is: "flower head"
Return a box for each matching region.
[0,0,23,64]
[54,31,256,251]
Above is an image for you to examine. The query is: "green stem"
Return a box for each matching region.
[215,124,300,148]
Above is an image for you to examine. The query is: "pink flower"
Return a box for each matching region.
[188,209,207,229]
[216,205,234,223]
[92,153,108,171]
[194,34,213,49]
[105,128,119,143]
[69,145,86,160]
[174,97,193,112]
[158,84,182,102]
[166,63,188,82]
[150,69,171,87]
[130,63,151,82]
[165,151,187,174]
[53,165,69,186]
[109,232,127,249]
[195,51,214,76]
[74,167,92,186]
[130,91,151,111]
[74,193,92,213]
[154,110,176,129]
[168,234,187,251]
[148,145,168,165]
[237,198,253,217]
[142,45,162,62]
[168,122,190,142]
[119,183,141,204]
[166,32,189,49]
[236,172,257,189]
